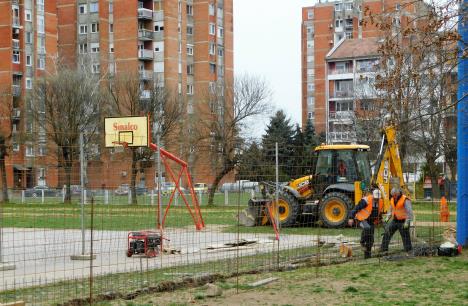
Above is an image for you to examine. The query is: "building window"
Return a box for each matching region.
[307,55,314,63]
[307,83,314,92]
[92,63,100,74]
[218,65,224,76]
[37,16,45,34]
[154,24,164,31]
[307,41,314,49]
[37,0,44,12]
[307,9,314,19]
[79,24,88,34]
[109,43,114,53]
[25,9,32,21]
[37,56,45,69]
[109,23,113,33]
[26,54,32,66]
[209,3,215,15]
[89,2,99,13]
[79,4,87,14]
[308,97,315,106]
[186,4,193,15]
[187,64,193,75]
[209,63,216,74]
[12,143,19,152]
[218,47,224,57]
[26,32,32,44]
[335,19,343,28]
[79,43,88,54]
[344,3,353,10]
[109,2,113,13]
[335,3,342,11]
[25,78,32,89]
[209,23,215,35]
[91,23,99,33]
[12,50,20,63]
[186,45,193,55]
[217,27,224,38]
[187,84,193,95]
[209,42,215,55]
[90,43,100,53]
[26,145,34,157]
[187,25,193,35]
[346,32,353,39]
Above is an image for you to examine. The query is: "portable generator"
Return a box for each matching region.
[126,231,162,257]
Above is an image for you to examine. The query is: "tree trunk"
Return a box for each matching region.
[0,157,8,204]
[64,161,72,203]
[208,167,232,206]
[426,155,440,200]
[130,148,138,205]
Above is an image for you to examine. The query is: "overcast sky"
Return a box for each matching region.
[234,0,316,137]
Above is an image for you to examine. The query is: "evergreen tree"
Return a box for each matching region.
[291,124,305,177]
[261,110,295,181]
[238,141,275,181]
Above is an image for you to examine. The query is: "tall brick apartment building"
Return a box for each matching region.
[0,0,58,189]
[301,0,424,143]
[0,0,233,189]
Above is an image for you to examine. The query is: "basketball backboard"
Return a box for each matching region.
[104,116,149,147]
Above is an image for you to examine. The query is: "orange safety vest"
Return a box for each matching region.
[391,195,408,220]
[356,195,383,222]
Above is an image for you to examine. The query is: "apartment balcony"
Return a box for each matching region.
[12,85,21,97]
[12,39,20,49]
[12,108,21,121]
[138,49,153,60]
[330,90,354,99]
[329,68,353,75]
[153,10,164,21]
[328,111,355,123]
[328,68,353,80]
[329,131,357,143]
[138,29,153,41]
[139,70,153,80]
[140,90,151,100]
[12,16,20,28]
[138,8,153,20]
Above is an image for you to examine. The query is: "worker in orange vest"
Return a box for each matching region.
[440,196,449,222]
[348,188,384,259]
[380,187,413,255]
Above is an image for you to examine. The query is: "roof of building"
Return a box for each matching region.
[326,38,381,60]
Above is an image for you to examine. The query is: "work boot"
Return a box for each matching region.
[364,251,371,259]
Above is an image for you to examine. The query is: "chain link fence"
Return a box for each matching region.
[0,139,455,305]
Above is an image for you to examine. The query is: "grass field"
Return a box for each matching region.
[0,200,453,239]
[102,252,468,306]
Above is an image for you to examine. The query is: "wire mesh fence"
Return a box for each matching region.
[0,138,457,305]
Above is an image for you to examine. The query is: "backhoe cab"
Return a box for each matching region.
[240,125,407,229]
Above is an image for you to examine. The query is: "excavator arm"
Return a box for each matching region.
[371,126,410,211]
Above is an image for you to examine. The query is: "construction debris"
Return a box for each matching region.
[204,283,223,297]
[248,277,279,288]
[206,239,258,250]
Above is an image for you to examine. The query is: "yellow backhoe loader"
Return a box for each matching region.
[239,125,409,228]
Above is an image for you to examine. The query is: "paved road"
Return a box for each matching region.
[0,226,352,291]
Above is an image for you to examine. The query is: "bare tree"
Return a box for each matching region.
[364,0,461,197]
[32,60,104,203]
[197,74,272,206]
[0,86,15,203]
[106,73,185,205]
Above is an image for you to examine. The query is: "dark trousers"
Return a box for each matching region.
[380,219,412,252]
[360,222,374,259]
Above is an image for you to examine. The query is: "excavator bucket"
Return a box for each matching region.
[238,199,269,227]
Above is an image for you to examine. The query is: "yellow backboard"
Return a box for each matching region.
[104,116,149,147]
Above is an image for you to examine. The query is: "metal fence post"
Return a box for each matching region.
[41,189,44,204]
[21,190,25,203]
[225,189,228,206]
[84,190,87,205]
[104,190,109,205]
[128,190,132,205]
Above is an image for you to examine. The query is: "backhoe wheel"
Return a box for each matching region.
[270,192,300,227]
[319,192,352,228]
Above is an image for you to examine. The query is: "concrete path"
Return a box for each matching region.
[0,226,354,291]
